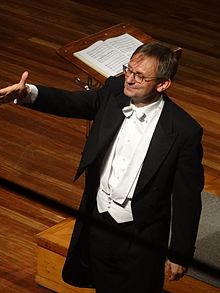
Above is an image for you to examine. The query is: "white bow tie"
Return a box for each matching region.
[122,104,146,120]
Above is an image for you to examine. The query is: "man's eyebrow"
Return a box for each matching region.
[127,65,144,75]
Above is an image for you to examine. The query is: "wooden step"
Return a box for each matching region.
[35,218,94,293]
[35,218,220,293]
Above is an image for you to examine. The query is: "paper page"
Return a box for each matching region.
[105,33,143,56]
[73,33,143,77]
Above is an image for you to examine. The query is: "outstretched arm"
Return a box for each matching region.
[0,71,30,104]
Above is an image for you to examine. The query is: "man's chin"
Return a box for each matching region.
[124,86,135,97]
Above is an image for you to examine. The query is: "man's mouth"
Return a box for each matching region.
[125,82,137,89]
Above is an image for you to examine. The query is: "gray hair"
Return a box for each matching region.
[131,42,179,81]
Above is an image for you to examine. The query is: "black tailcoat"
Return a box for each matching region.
[31,75,204,288]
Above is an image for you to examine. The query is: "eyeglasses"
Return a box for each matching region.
[122,65,157,83]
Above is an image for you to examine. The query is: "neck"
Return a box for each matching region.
[133,93,162,108]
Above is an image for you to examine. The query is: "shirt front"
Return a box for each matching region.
[97,97,164,223]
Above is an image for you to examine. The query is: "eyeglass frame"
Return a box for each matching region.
[122,64,158,83]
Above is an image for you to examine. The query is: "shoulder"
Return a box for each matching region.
[94,74,127,108]
[163,94,203,133]
[101,75,125,94]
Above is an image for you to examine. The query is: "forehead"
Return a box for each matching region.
[129,53,158,74]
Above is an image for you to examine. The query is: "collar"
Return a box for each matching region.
[122,96,164,121]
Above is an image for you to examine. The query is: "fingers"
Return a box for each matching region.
[19,71,29,87]
[165,260,186,281]
[0,84,17,103]
[0,71,29,104]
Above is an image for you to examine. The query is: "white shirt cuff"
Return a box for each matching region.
[14,84,38,104]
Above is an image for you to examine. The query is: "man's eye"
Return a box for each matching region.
[136,74,144,79]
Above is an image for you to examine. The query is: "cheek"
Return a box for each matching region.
[140,86,153,96]
[143,84,158,95]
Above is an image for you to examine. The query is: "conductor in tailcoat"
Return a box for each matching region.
[0,42,204,293]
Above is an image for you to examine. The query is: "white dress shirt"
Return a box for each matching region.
[97,97,164,223]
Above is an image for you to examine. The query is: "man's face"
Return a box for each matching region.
[123,53,161,107]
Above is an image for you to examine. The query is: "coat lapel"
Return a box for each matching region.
[97,92,129,152]
[134,96,178,196]
[75,92,129,179]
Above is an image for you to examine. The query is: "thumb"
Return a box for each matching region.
[165,261,171,274]
[19,71,29,87]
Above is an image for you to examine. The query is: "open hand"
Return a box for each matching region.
[0,71,29,104]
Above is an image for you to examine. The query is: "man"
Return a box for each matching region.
[0,42,204,293]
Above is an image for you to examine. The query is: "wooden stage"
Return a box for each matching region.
[0,0,220,292]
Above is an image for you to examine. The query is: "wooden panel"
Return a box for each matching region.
[36,217,75,256]
[0,184,67,292]
[36,247,95,293]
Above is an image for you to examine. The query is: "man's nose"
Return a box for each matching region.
[126,72,136,83]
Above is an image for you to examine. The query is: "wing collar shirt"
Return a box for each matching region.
[97,96,164,223]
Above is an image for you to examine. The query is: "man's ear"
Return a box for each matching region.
[156,79,171,92]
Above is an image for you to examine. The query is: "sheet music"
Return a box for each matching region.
[73,33,143,77]
[105,33,143,55]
